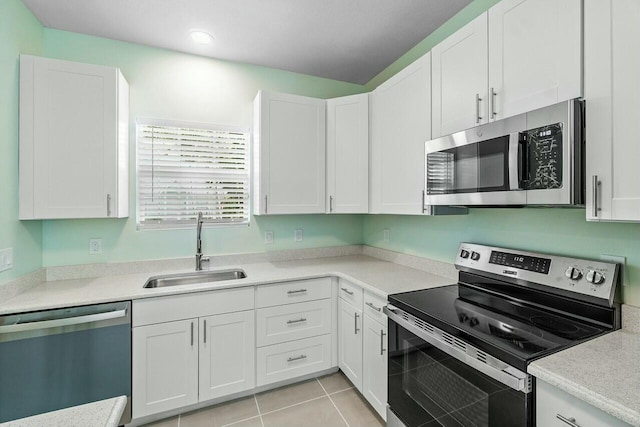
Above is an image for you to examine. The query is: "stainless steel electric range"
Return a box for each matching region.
[384,243,620,427]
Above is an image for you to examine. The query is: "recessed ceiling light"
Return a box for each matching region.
[190,31,214,45]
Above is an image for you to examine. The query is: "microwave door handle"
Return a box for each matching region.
[508,133,522,190]
[517,133,529,189]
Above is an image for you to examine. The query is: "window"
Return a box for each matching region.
[136,119,250,229]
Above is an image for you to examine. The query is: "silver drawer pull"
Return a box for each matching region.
[341,287,354,296]
[366,302,381,312]
[556,414,580,427]
[287,354,307,362]
[286,318,307,325]
[287,289,307,295]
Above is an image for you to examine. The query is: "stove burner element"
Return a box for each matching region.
[530,315,580,335]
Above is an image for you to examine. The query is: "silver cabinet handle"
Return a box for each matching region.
[380,330,386,356]
[0,309,127,334]
[490,88,497,118]
[366,302,381,312]
[203,319,207,344]
[190,321,194,347]
[421,190,426,214]
[341,287,354,296]
[287,355,307,362]
[592,175,601,217]
[106,194,112,216]
[287,289,307,295]
[329,195,333,213]
[476,93,483,124]
[264,195,268,214]
[556,414,580,427]
[286,318,307,324]
[354,312,360,334]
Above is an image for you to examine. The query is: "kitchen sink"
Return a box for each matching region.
[143,269,247,288]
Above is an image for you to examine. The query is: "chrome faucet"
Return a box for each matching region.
[195,212,210,271]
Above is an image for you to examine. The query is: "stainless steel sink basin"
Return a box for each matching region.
[144,269,247,288]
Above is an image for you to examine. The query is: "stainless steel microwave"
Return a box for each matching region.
[424,99,584,207]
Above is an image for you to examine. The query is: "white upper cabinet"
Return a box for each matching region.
[432,14,488,138]
[488,0,582,121]
[253,90,326,215]
[19,55,129,219]
[370,53,431,214]
[326,93,369,214]
[585,0,640,222]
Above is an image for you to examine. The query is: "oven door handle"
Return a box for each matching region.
[384,305,531,394]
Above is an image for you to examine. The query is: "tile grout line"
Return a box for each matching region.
[258,394,327,417]
[316,378,351,427]
[253,394,265,427]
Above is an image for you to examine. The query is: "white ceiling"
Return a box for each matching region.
[22,0,471,85]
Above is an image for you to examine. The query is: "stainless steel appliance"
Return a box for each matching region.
[424,99,584,207]
[385,243,620,427]
[0,301,131,424]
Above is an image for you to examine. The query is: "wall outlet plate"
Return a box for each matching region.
[89,238,103,255]
[294,229,303,242]
[600,254,627,286]
[0,248,13,272]
[265,231,274,244]
[383,229,390,242]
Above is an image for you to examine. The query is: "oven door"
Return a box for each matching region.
[385,306,533,427]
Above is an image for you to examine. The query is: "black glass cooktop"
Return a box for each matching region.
[389,284,607,371]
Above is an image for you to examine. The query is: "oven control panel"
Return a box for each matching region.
[455,243,619,307]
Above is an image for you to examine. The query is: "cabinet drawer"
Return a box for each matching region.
[133,286,254,327]
[256,299,332,347]
[256,278,332,308]
[338,279,363,309]
[256,334,332,386]
[363,291,387,325]
[536,380,630,427]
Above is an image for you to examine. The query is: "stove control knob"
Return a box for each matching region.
[586,270,605,285]
[470,252,481,261]
[458,313,468,323]
[469,317,479,327]
[460,250,470,259]
[564,267,583,281]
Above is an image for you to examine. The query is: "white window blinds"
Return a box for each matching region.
[136,119,250,229]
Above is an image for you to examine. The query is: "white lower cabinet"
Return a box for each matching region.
[536,379,631,427]
[338,298,363,390]
[362,315,387,420]
[199,311,255,401]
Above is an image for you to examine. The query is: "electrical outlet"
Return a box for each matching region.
[383,229,390,242]
[265,231,274,244]
[294,229,303,242]
[600,254,627,286]
[89,238,103,255]
[0,248,13,272]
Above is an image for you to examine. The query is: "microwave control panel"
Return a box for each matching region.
[524,122,563,190]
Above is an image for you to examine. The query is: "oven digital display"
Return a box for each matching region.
[489,251,551,274]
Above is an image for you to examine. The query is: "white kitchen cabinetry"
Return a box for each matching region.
[584,0,640,222]
[253,90,326,215]
[132,287,255,419]
[370,53,431,214]
[432,14,488,138]
[19,55,129,219]
[362,292,388,420]
[488,0,582,121]
[326,93,369,213]
[338,297,363,390]
[536,380,631,427]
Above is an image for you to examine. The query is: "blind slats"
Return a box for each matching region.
[137,122,250,228]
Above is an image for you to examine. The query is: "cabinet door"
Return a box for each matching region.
[20,56,119,219]
[199,310,255,401]
[370,53,431,214]
[253,91,326,214]
[362,316,387,421]
[432,13,488,138]
[326,93,369,213]
[132,319,198,418]
[488,0,582,121]
[338,299,363,391]
[585,0,640,222]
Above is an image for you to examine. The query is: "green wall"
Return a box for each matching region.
[40,29,366,267]
[0,0,44,285]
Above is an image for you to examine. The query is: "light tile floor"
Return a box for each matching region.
[143,371,384,427]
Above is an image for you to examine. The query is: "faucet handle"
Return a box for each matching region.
[201,257,210,269]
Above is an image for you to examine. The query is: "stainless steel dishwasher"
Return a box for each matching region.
[0,301,131,424]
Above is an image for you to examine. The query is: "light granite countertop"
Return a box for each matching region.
[529,328,640,426]
[0,396,127,427]
[0,255,455,315]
